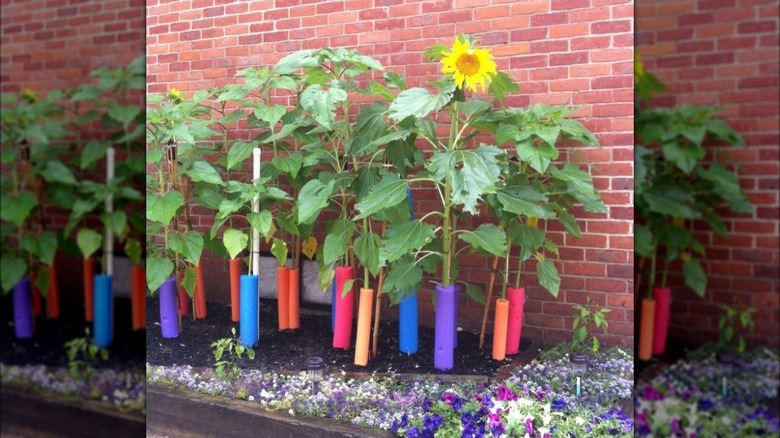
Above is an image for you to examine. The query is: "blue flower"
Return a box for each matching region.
[697,398,713,411]
[423,414,443,433]
[552,398,567,411]
[405,427,420,438]
[422,398,432,412]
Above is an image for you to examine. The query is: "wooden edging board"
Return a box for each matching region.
[0,385,144,438]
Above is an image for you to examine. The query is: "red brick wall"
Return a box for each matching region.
[146,0,635,347]
[1,0,145,94]
[1,0,145,309]
[637,0,779,348]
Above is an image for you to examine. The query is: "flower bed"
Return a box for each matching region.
[0,363,145,412]
[147,343,634,436]
[636,346,779,437]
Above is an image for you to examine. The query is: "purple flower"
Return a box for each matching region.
[405,427,420,438]
[552,398,566,411]
[697,398,713,411]
[422,398,432,412]
[641,385,665,401]
[495,384,519,401]
[525,417,534,436]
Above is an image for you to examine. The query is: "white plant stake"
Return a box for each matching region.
[252,148,261,277]
[105,147,115,276]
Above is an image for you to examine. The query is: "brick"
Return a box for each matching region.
[530,12,568,26]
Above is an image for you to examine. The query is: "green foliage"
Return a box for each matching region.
[63,328,109,380]
[571,298,611,352]
[634,62,751,297]
[717,300,756,354]
[1,56,145,294]
[211,327,255,380]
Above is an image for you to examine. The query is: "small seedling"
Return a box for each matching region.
[571,298,611,352]
[211,327,255,380]
[63,328,109,380]
[717,299,756,354]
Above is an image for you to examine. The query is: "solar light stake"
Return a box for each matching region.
[307,356,324,395]
[570,352,587,397]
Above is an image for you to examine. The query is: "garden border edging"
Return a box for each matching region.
[147,384,391,438]
[0,385,144,438]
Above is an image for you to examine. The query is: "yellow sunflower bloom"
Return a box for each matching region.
[22,88,37,103]
[634,53,644,83]
[168,88,183,103]
[441,37,497,93]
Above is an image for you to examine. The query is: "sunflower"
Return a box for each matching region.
[22,88,37,103]
[168,88,183,104]
[634,53,644,83]
[441,37,497,93]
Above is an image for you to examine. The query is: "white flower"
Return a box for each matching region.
[248,395,255,401]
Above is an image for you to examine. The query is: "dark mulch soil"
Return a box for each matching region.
[146,297,531,377]
[1,296,146,374]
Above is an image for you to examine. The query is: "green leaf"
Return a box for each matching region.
[634,224,653,258]
[100,211,127,236]
[146,256,174,293]
[488,71,520,103]
[41,160,77,185]
[271,238,288,266]
[341,279,355,299]
[592,337,600,352]
[223,229,248,260]
[215,84,250,102]
[533,123,561,148]
[76,228,103,259]
[381,220,434,263]
[662,140,703,174]
[1,256,27,293]
[517,140,558,174]
[108,104,141,130]
[537,258,560,297]
[388,85,454,122]
[556,210,583,239]
[254,104,286,126]
[300,83,347,129]
[227,141,255,170]
[465,283,486,305]
[427,145,502,215]
[1,191,38,227]
[186,161,224,186]
[273,49,318,74]
[169,231,204,265]
[643,188,700,218]
[509,223,545,261]
[297,179,335,225]
[182,266,197,298]
[323,219,355,265]
[27,231,57,266]
[271,153,304,178]
[458,224,506,257]
[353,232,381,278]
[384,71,407,90]
[496,187,556,219]
[572,327,587,345]
[354,176,408,220]
[147,191,183,225]
[125,238,142,265]
[80,140,108,169]
[247,210,274,238]
[683,258,707,297]
[383,255,422,295]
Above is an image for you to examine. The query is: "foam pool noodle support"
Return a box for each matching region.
[239,274,259,347]
[93,274,113,347]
